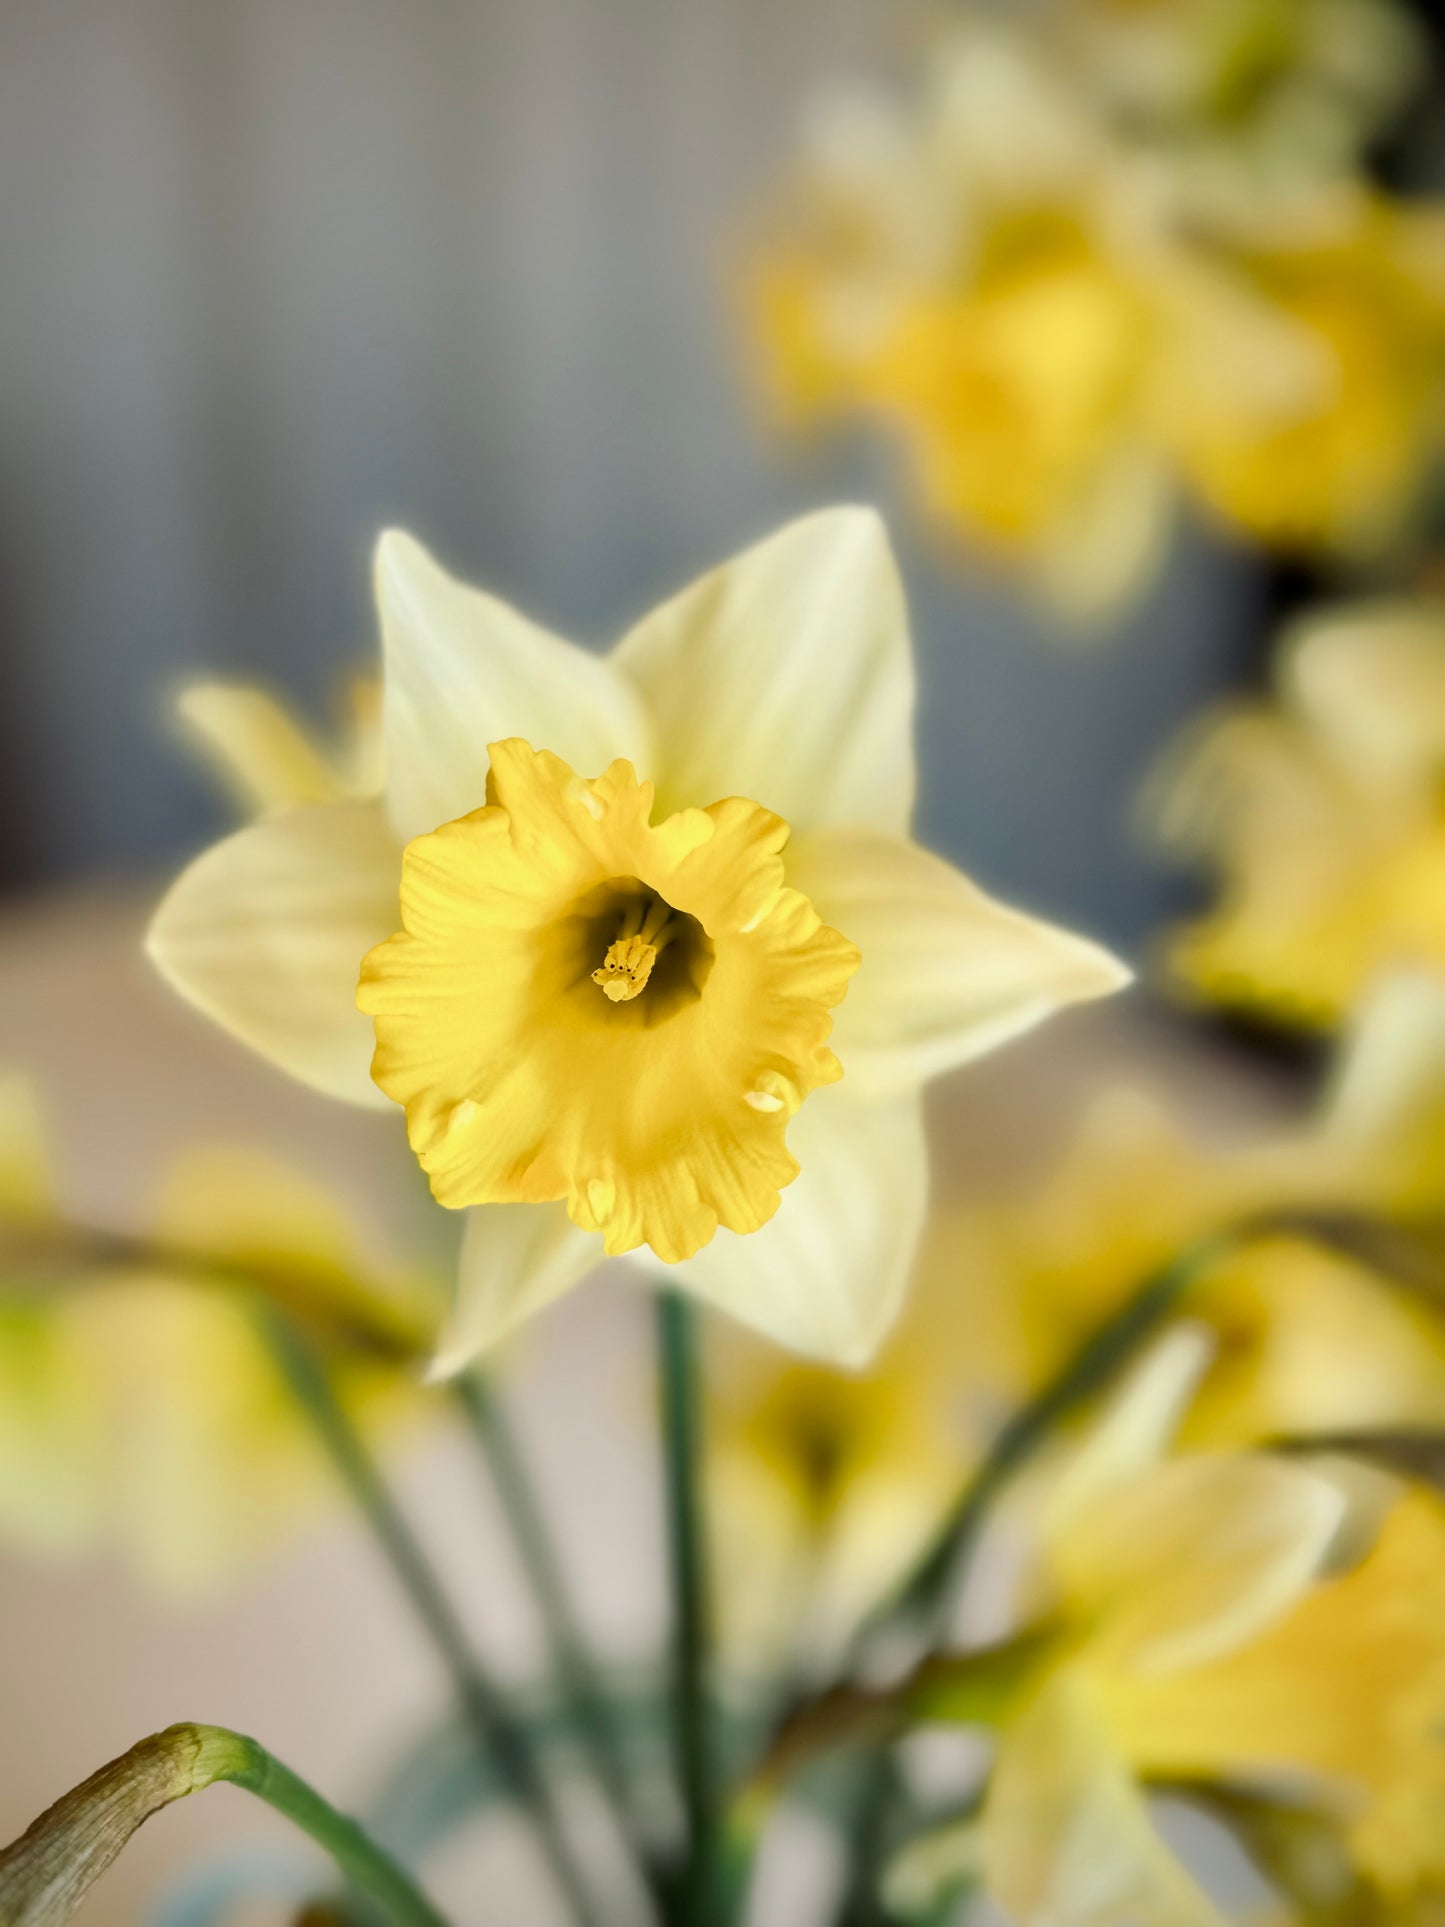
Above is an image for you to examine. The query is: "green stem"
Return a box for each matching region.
[655,1291,715,1924]
[0,1722,445,1927]
[256,1306,602,1927]
[452,1374,664,1897]
[226,1733,448,1926]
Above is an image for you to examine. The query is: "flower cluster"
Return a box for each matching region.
[744,1,1445,612]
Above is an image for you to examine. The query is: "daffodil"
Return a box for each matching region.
[961,1327,1348,1925]
[704,1244,981,1668]
[1150,596,1445,1030]
[147,510,1127,1370]
[1160,195,1445,561]
[745,29,1183,613]
[745,17,1442,610]
[928,970,1445,1452]
[898,1328,1445,1925]
[0,1078,436,1596]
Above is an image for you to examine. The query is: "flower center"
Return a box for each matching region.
[591,895,678,1002]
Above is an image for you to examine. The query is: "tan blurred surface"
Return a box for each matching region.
[0,884,1301,1922]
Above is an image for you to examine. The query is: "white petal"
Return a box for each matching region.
[1061,1456,1345,1677]
[429,1202,601,1376]
[175,683,345,816]
[146,801,398,1108]
[611,507,915,837]
[789,828,1131,1098]
[984,1673,1225,1927]
[1045,1326,1217,1536]
[375,530,650,842]
[660,1085,928,1368]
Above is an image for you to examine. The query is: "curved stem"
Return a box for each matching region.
[256,1306,603,1927]
[656,1291,716,1924]
[0,1723,445,1927]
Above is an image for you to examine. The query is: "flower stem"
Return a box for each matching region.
[655,1291,716,1923]
[0,1722,446,1927]
[224,1731,449,1925]
[256,1305,602,1927]
[452,1373,663,1895]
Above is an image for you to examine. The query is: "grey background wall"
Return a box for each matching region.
[0,0,1265,948]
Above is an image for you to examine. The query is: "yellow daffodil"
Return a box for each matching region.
[745,29,1183,614]
[901,1328,1445,1924]
[147,511,1127,1370]
[1151,596,1445,1029]
[931,972,1445,1451]
[970,1326,1349,1926]
[1160,196,1445,561]
[746,16,1441,609]
[0,1079,436,1596]
[704,1246,981,1668]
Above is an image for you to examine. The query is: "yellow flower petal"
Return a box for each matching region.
[146,800,399,1108]
[175,683,348,816]
[662,1084,928,1367]
[359,740,859,1265]
[1103,1489,1445,1893]
[611,508,915,838]
[984,1673,1226,1927]
[788,826,1130,1099]
[429,1201,601,1375]
[1058,1454,1344,1677]
[375,530,650,843]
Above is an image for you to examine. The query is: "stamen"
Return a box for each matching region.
[593,933,660,1002]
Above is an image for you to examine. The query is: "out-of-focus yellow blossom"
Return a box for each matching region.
[1151,597,1445,1029]
[935,972,1445,1450]
[747,15,1443,608]
[747,29,1187,613]
[148,511,1126,1370]
[969,1327,1349,1925]
[704,1250,979,1668]
[0,1081,436,1597]
[1159,198,1445,560]
[1104,1482,1445,1906]
[900,1330,1445,1924]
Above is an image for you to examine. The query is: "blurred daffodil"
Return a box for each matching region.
[902,1329,1445,1924]
[1151,596,1445,1029]
[746,14,1444,609]
[148,511,1126,1370]
[704,1249,980,1669]
[936,971,1445,1451]
[0,1078,436,1596]
[746,29,1183,613]
[1160,197,1445,561]
[962,1327,1347,1925]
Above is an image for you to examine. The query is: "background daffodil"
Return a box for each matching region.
[0,1078,437,1596]
[1150,595,1445,1029]
[148,509,1127,1370]
[931,973,1445,1454]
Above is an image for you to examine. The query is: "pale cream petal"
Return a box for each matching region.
[175,683,344,816]
[655,1085,928,1368]
[788,827,1130,1098]
[611,507,915,837]
[1061,1455,1346,1676]
[1322,969,1445,1203]
[429,1202,601,1376]
[984,1673,1225,1927]
[1045,1326,1216,1538]
[146,801,398,1108]
[374,530,650,842]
